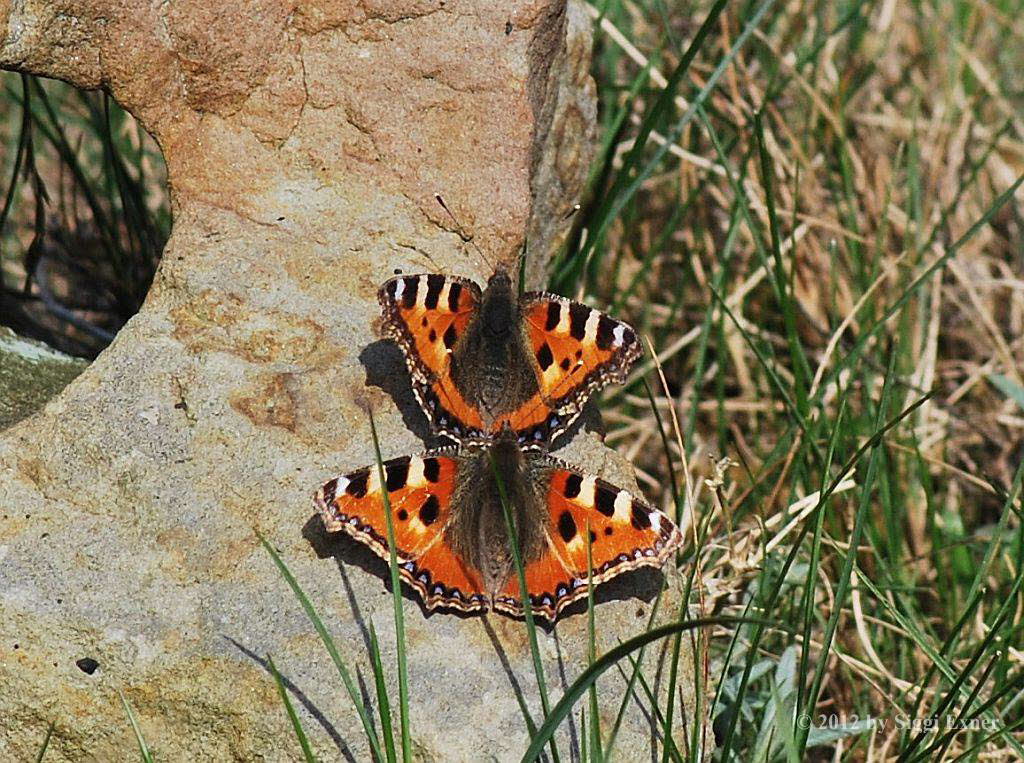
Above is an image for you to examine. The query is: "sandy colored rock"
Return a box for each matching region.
[0,1,700,760]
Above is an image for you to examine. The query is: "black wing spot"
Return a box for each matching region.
[385,460,409,491]
[589,530,597,543]
[428,328,437,343]
[558,510,577,543]
[423,458,441,483]
[421,316,428,327]
[604,526,613,536]
[397,509,408,521]
[563,474,582,499]
[595,486,616,517]
[448,282,463,312]
[596,314,617,350]
[419,494,440,525]
[568,302,589,340]
[346,471,369,498]
[545,301,561,331]
[401,277,418,308]
[631,503,652,530]
[443,324,458,348]
[536,342,554,370]
[560,357,571,371]
[424,274,445,309]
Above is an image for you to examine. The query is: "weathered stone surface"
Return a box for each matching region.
[0,1,697,760]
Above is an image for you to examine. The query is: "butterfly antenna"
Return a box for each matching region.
[435,194,496,273]
[514,240,529,294]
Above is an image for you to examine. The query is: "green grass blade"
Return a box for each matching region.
[576,0,774,289]
[794,344,900,755]
[118,690,154,763]
[366,413,411,762]
[659,597,689,763]
[988,373,1024,413]
[622,652,685,762]
[267,653,319,763]
[34,722,54,763]
[918,650,1005,762]
[752,111,811,414]
[367,621,397,763]
[817,173,1024,398]
[489,451,561,763]
[257,532,385,762]
[522,618,769,763]
[556,0,730,290]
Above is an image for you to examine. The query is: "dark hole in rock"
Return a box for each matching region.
[75,657,99,675]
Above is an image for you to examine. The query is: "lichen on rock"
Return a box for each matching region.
[0,327,88,430]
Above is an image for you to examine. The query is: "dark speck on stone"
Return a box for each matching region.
[76,657,99,675]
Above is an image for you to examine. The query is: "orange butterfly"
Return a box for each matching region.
[315,433,681,621]
[379,269,641,448]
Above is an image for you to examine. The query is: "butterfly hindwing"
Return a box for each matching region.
[315,452,489,613]
[492,460,682,621]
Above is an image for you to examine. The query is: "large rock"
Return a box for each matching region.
[0,1,698,759]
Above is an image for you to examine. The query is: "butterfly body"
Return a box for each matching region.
[380,267,642,448]
[316,431,682,621]
[447,271,542,436]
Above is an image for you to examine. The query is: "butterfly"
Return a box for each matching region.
[315,431,682,621]
[379,268,642,449]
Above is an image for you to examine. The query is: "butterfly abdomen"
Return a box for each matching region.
[443,440,548,593]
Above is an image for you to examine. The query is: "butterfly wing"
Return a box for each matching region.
[379,274,489,442]
[315,452,489,613]
[492,460,681,621]
[507,293,642,445]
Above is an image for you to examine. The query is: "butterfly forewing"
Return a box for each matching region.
[521,292,642,417]
[379,273,490,438]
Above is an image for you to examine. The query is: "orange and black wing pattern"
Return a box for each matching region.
[492,461,681,621]
[513,293,642,444]
[315,452,488,613]
[379,274,489,442]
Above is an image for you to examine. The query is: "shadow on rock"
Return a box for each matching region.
[358,339,437,446]
[223,635,356,762]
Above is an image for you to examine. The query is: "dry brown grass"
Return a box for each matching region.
[572,0,1024,757]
